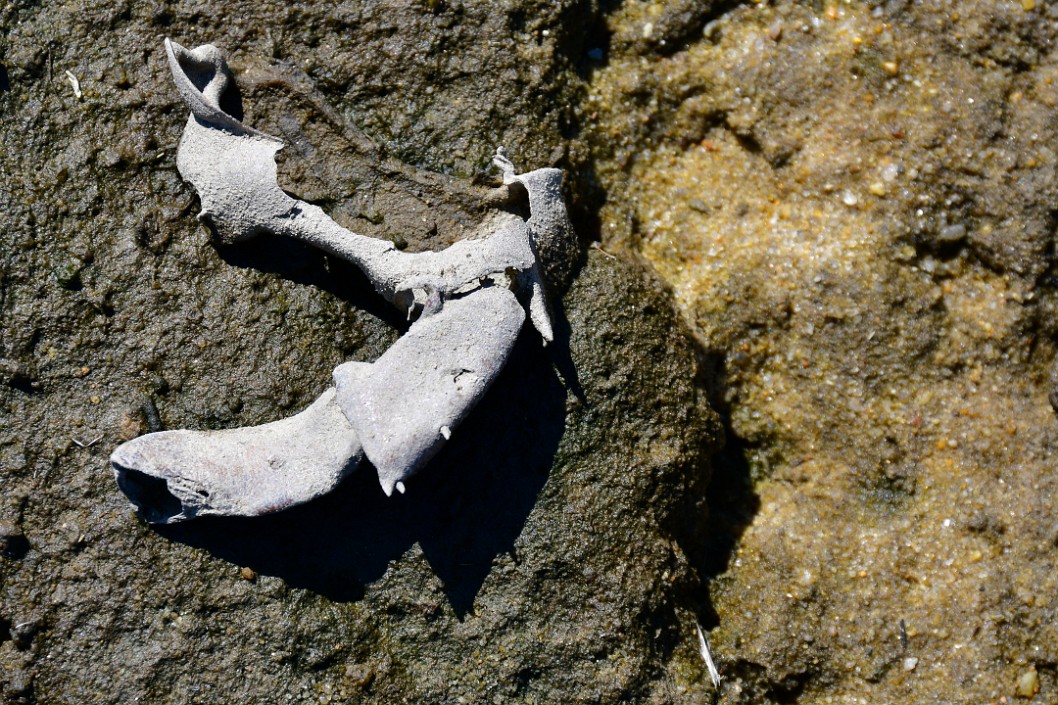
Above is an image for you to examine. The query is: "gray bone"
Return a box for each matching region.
[112,389,362,523]
[164,38,554,330]
[110,40,575,523]
[335,286,525,496]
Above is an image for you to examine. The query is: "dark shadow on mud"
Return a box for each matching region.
[688,348,761,630]
[218,235,409,332]
[158,330,565,617]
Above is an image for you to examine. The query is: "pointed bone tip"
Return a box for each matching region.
[533,321,554,346]
[380,478,407,496]
[164,37,186,61]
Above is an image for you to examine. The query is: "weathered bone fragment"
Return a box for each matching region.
[334,286,525,496]
[164,39,555,333]
[112,390,362,523]
[110,40,576,523]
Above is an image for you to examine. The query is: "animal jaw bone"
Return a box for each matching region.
[163,38,557,338]
[110,40,575,523]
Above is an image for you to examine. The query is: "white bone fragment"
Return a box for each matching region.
[112,389,362,523]
[333,287,523,496]
[110,40,576,522]
[695,622,722,688]
[163,39,552,330]
[64,70,82,99]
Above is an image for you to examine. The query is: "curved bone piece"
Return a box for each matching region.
[334,286,525,496]
[164,38,551,334]
[112,389,362,523]
[111,40,577,522]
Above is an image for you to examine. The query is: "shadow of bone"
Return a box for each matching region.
[157,330,566,613]
[217,232,408,334]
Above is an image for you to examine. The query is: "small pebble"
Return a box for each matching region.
[345,663,375,689]
[12,620,37,649]
[937,223,967,243]
[1022,0,1036,10]
[869,181,887,197]
[240,567,256,581]
[881,162,901,182]
[902,657,918,671]
[1017,667,1040,698]
[841,191,859,207]
[882,61,899,76]
[688,198,711,214]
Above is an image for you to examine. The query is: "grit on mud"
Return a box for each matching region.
[589,1,1058,702]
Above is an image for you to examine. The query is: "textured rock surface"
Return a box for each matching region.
[589,1,1058,703]
[0,1,721,703]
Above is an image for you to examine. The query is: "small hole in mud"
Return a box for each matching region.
[1,533,29,560]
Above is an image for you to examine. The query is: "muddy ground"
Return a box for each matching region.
[2,0,1058,703]
[590,0,1058,703]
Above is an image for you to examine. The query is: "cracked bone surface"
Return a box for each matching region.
[110,40,575,523]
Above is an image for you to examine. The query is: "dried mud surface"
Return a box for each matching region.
[589,0,1058,703]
